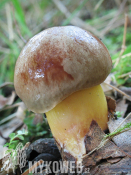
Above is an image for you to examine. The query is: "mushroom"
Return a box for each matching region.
[14,26,112,162]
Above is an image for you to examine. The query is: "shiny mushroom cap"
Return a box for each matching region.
[14,26,112,113]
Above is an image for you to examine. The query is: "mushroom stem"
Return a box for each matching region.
[46,85,108,161]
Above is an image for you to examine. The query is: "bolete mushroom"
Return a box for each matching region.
[14,26,112,162]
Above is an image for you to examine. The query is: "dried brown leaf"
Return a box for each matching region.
[108,117,131,156]
[106,96,116,113]
[0,91,15,109]
[90,157,131,175]
[0,118,23,146]
[83,120,125,167]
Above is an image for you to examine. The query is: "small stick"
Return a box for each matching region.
[0,113,17,125]
[114,14,128,67]
[5,3,14,41]
[0,102,22,112]
[82,138,108,158]
[83,113,131,159]
[100,0,127,37]
[113,52,131,63]
[113,112,131,133]
[0,82,14,89]
[94,0,105,11]
[103,82,131,101]
[52,0,100,36]
[118,71,131,78]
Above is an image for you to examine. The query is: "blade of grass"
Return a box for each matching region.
[0,0,10,10]
[94,0,105,11]
[0,32,20,82]
[62,0,89,26]
[11,0,32,37]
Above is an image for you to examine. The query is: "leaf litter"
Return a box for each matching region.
[0,92,15,110]
[0,81,131,174]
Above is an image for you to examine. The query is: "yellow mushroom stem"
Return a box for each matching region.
[46,85,108,161]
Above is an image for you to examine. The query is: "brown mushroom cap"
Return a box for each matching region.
[14,26,112,113]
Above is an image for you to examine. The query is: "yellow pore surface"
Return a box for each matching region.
[46,85,108,159]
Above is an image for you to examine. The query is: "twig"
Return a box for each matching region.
[83,113,131,159]
[0,113,17,125]
[5,3,14,41]
[113,112,131,133]
[91,11,124,31]
[119,86,131,95]
[100,0,127,37]
[32,10,57,35]
[118,71,131,78]
[52,0,100,36]
[0,82,14,89]
[113,52,131,63]
[114,14,128,67]
[0,102,22,112]
[82,138,109,158]
[122,14,128,51]
[106,17,125,32]
[62,0,89,26]
[83,127,131,158]
[94,0,105,11]
[103,82,131,101]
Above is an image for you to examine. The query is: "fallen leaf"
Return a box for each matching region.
[83,120,125,167]
[16,102,26,120]
[108,117,131,156]
[0,91,15,109]
[90,157,131,175]
[116,99,128,118]
[106,96,116,114]
[0,118,23,146]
